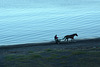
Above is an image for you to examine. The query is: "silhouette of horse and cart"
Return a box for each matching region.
[54,33,78,44]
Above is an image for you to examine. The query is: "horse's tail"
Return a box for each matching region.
[62,36,65,40]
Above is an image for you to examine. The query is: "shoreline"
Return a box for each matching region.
[0,37,100,49]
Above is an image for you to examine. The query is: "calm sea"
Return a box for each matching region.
[0,0,100,45]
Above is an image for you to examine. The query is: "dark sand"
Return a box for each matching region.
[0,38,100,51]
[0,38,100,67]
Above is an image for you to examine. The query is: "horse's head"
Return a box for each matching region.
[74,33,78,36]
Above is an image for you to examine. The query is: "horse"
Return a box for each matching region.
[63,33,78,42]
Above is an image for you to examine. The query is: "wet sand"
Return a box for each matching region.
[0,38,100,52]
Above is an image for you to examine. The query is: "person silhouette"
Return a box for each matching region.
[54,35,59,44]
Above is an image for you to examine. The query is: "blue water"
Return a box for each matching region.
[0,0,100,45]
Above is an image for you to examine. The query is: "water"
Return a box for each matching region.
[0,0,100,45]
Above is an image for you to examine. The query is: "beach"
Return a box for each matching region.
[0,38,100,67]
[1,0,100,67]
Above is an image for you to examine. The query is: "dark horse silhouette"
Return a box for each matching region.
[63,33,78,41]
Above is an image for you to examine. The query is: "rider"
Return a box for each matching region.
[54,35,59,44]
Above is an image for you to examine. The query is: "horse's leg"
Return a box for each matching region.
[64,37,66,41]
[63,37,66,41]
[71,39,73,42]
[67,38,69,42]
[71,37,76,42]
[71,37,74,42]
[73,38,76,42]
[65,38,66,41]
